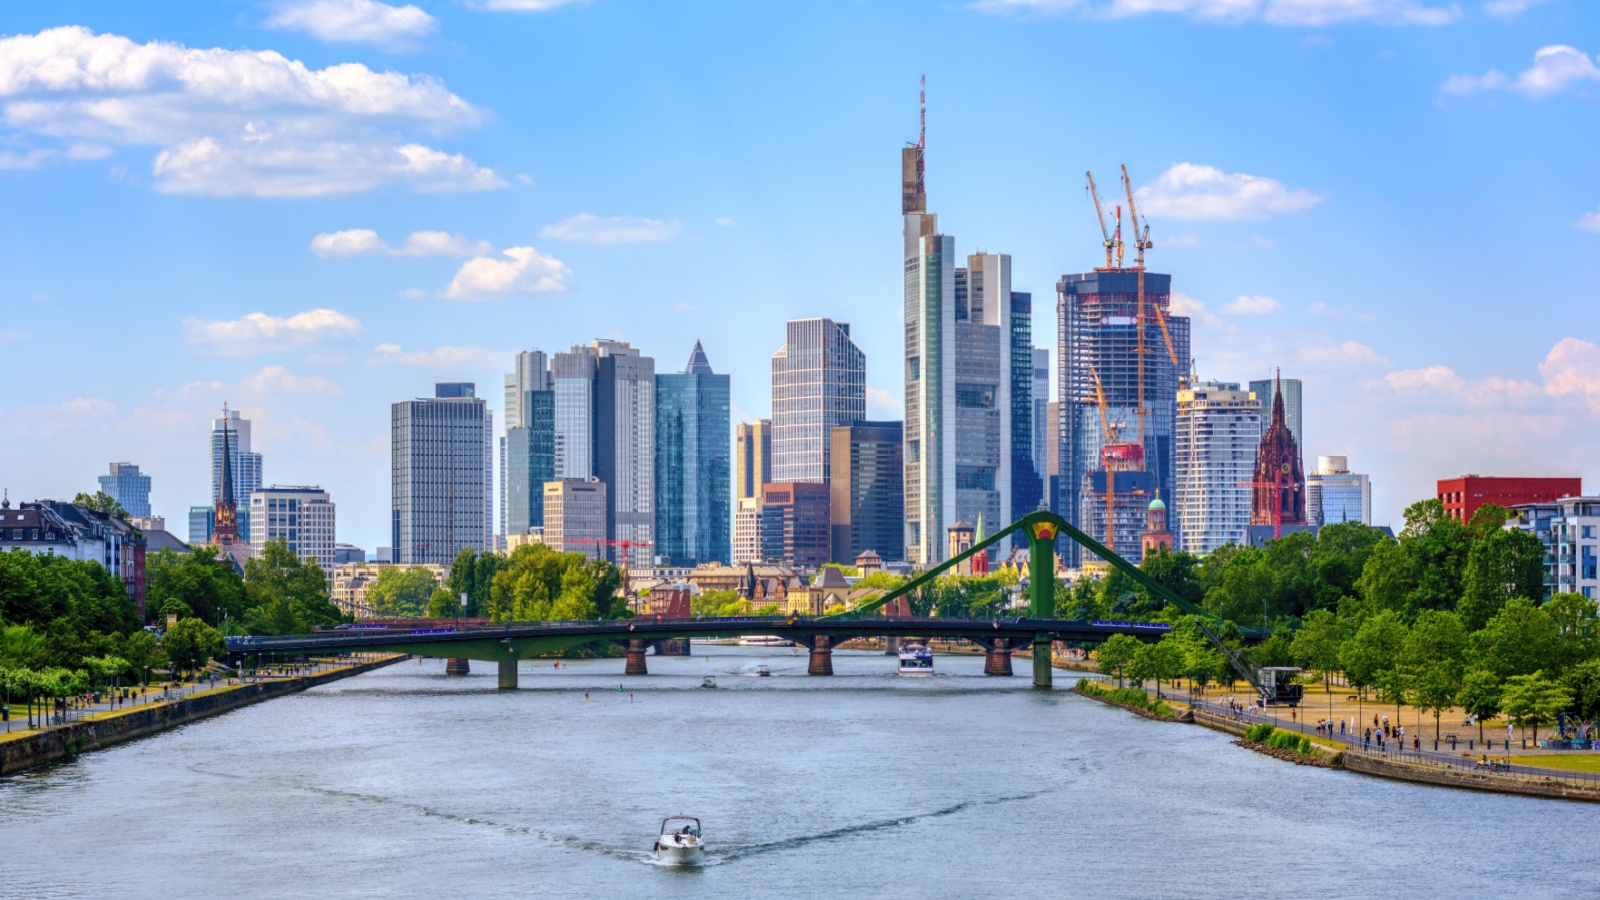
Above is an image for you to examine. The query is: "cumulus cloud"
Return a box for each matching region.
[1134,164,1322,220]
[1442,45,1600,97]
[866,386,900,417]
[470,0,590,10]
[1224,295,1282,315]
[1540,337,1600,412]
[970,0,1458,25]
[441,247,572,299]
[239,364,343,396]
[310,228,492,257]
[1382,364,1540,405]
[264,0,436,50]
[1483,0,1548,17]
[183,309,363,354]
[539,213,684,245]
[1170,291,1227,329]
[59,397,115,415]
[1577,211,1600,233]
[369,343,510,368]
[0,26,501,196]
[1296,341,1390,368]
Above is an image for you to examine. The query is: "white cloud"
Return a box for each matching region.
[369,343,510,369]
[1442,45,1600,97]
[59,397,115,415]
[1382,364,1539,405]
[539,212,684,245]
[1170,291,1227,329]
[1483,0,1548,18]
[1135,163,1322,220]
[1296,340,1390,368]
[183,308,363,354]
[1576,211,1600,233]
[398,287,426,298]
[714,216,734,227]
[239,364,343,396]
[1224,294,1282,315]
[1540,337,1600,412]
[310,228,492,257]
[470,0,590,10]
[441,247,572,299]
[0,26,501,196]
[970,0,1458,25]
[264,0,436,50]
[866,386,900,417]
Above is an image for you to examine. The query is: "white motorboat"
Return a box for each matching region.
[701,676,717,689]
[898,642,934,676]
[737,635,793,647]
[756,664,771,677]
[653,816,705,866]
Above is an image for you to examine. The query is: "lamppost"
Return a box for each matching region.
[458,592,468,631]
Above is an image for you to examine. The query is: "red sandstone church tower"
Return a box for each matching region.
[1251,374,1306,533]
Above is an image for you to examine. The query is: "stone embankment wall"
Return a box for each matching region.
[0,655,404,777]
[1341,751,1600,803]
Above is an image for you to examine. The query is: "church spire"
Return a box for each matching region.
[213,403,240,545]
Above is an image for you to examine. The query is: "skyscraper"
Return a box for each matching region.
[735,419,773,504]
[248,485,336,566]
[1175,380,1261,555]
[1249,376,1302,458]
[760,482,831,569]
[543,479,606,560]
[592,340,655,570]
[771,318,865,485]
[392,383,493,565]
[1032,348,1050,486]
[552,344,598,480]
[1010,291,1041,525]
[211,408,262,543]
[99,462,151,519]
[504,351,555,539]
[655,341,731,567]
[829,421,904,563]
[732,497,762,564]
[1307,456,1372,527]
[1057,270,1190,565]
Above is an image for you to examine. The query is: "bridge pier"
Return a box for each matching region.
[498,659,518,689]
[807,636,834,676]
[656,638,692,656]
[983,638,1013,677]
[625,639,649,676]
[445,658,470,676]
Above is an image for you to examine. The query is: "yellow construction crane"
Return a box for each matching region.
[1121,164,1183,399]
[1087,366,1143,556]
[1086,171,1119,271]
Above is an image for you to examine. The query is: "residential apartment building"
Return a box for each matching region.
[771,318,865,486]
[655,341,730,567]
[543,479,607,560]
[248,485,336,567]
[1439,475,1583,524]
[1507,496,1600,599]
[391,383,494,565]
[0,498,147,610]
[733,497,762,564]
[1306,456,1371,527]
[99,462,151,519]
[1174,380,1260,555]
[828,421,904,564]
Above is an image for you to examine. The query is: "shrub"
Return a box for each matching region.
[1245,723,1275,743]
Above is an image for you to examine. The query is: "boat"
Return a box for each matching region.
[701,676,717,689]
[737,635,793,647]
[897,642,934,676]
[653,816,705,866]
[756,665,771,677]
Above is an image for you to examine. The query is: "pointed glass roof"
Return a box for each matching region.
[684,340,713,374]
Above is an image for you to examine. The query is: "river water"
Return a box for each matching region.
[2,645,1596,898]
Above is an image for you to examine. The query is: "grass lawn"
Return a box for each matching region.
[1517,754,1600,773]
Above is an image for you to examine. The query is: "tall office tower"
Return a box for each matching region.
[1045,399,1060,513]
[735,419,773,504]
[392,383,493,565]
[552,344,599,480]
[1251,376,1307,529]
[99,462,151,519]
[1249,376,1302,457]
[1307,456,1372,527]
[771,318,866,485]
[505,352,555,539]
[211,408,263,543]
[1010,291,1042,528]
[502,350,551,537]
[732,497,763,564]
[1032,348,1050,484]
[543,479,606,560]
[1175,381,1261,554]
[188,506,214,544]
[1057,270,1190,565]
[248,485,336,566]
[655,341,731,567]
[759,482,831,569]
[592,340,655,570]
[829,421,905,563]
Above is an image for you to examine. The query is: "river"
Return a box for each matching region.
[2,645,1596,898]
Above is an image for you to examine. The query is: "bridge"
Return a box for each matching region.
[228,510,1257,690]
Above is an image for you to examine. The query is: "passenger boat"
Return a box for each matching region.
[653,816,705,866]
[737,635,793,647]
[897,642,934,676]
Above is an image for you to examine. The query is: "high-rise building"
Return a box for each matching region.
[1251,376,1307,530]
[211,408,262,543]
[248,485,336,567]
[1306,456,1372,527]
[1175,381,1261,555]
[543,479,607,560]
[1032,348,1050,485]
[591,340,655,570]
[735,419,773,504]
[655,341,731,567]
[1439,475,1583,524]
[99,462,151,519]
[1249,377,1302,457]
[771,318,865,485]
[188,506,213,545]
[759,482,831,569]
[829,421,904,563]
[1010,292,1042,526]
[552,344,598,481]
[901,123,1020,564]
[732,497,763,564]
[1045,399,1060,514]
[1057,270,1190,565]
[504,352,555,539]
[392,383,493,565]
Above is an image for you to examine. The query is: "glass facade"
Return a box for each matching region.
[1010,291,1041,531]
[759,482,831,569]
[829,421,904,563]
[506,391,555,536]
[771,318,865,486]
[99,462,151,519]
[391,385,493,565]
[655,342,731,567]
[593,341,655,571]
[211,410,262,546]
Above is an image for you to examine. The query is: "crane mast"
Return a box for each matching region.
[1086,171,1117,270]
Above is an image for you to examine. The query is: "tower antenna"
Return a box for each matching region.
[917,74,926,200]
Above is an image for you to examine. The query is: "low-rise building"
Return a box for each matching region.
[1507,496,1600,600]
[0,498,147,611]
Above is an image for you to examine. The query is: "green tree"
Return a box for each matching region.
[1541,592,1600,668]
[1096,633,1139,687]
[72,490,130,521]
[1137,637,1185,697]
[1342,609,1407,699]
[1502,671,1572,745]
[691,590,747,617]
[366,566,439,618]
[0,624,47,669]
[1457,669,1502,744]
[1292,609,1348,713]
[489,544,625,623]
[1136,549,1203,617]
[1399,609,1467,740]
[1469,597,1559,680]
[146,546,248,627]
[425,586,463,618]
[121,630,165,686]
[161,617,224,675]
[1559,659,1600,722]
[242,540,342,634]
[1459,527,1547,630]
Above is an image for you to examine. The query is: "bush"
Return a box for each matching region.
[1245,723,1275,743]
[1250,726,1311,756]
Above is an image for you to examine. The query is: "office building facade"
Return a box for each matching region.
[829,421,904,564]
[543,479,607,560]
[733,497,762,565]
[655,341,731,567]
[1307,456,1372,527]
[99,462,151,519]
[735,419,773,504]
[502,350,552,538]
[1438,475,1583,524]
[760,482,831,569]
[771,318,865,486]
[1032,348,1050,486]
[1010,292,1042,526]
[1174,380,1261,555]
[592,341,655,570]
[248,485,336,567]
[391,383,494,565]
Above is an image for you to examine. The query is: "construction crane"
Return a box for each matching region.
[1086,171,1119,270]
[1087,366,1144,557]
[1121,165,1182,391]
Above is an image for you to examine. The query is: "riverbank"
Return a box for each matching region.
[0,654,406,777]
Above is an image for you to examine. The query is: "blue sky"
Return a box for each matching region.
[2,0,1597,550]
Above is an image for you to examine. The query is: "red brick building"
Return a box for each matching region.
[1436,475,1583,524]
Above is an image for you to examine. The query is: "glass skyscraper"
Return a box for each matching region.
[1010,291,1041,530]
[770,318,865,485]
[99,462,151,519]
[391,383,494,565]
[502,350,551,539]
[655,341,731,567]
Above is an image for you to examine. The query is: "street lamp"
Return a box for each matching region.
[458,592,468,631]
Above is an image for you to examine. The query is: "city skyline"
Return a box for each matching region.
[3,2,1599,550]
